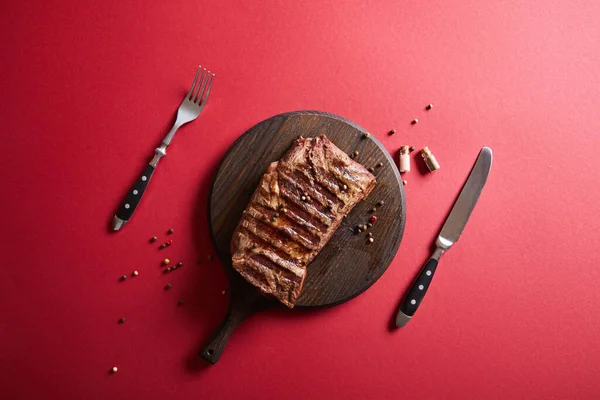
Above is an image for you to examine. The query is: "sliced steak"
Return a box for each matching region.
[230,135,376,308]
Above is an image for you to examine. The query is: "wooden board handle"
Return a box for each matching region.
[200,286,271,364]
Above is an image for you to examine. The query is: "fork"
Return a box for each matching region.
[113,66,215,231]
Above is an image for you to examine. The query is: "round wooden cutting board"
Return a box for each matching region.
[202,111,405,363]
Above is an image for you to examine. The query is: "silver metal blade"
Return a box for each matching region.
[113,216,126,231]
[437,147,492,248]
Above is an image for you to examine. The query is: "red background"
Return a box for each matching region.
[2,0,600,399]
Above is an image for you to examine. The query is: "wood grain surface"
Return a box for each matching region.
[201,111,405,363]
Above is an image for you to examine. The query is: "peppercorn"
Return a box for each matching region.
[389,129,395,135]
[168,228,174,234]
[301,195,306,201]
[163,259,170,265]
[165,283,172,290]
[282,208,288,213]
[166,240,172,245]
[165,267,171,273]
[159,243,166,249]
[222,290,227,295]
[121,275,127,281]
[367,222,373,228]
[118,318,125,324]
[377,200,384,206]
[150,236,158,243]
[177,261,183,267]
[368,167,374,173]
[342,184,348,191]
[368,237,374,243]
[409,146,415,152]
[111,367,118,373]
[426,104,433,110]
[403,180,407,185]
[362,224,368,230]
[377,162,383,168]
[367,232,373,237]
[357,227,363,233]
[412,119,418,124]
[306,196,311,202]
[132,271,139,277]
[370,215,377,223]
[353,151,359,157]
[178,300,185,306]
[371,208,377,213]
[364,132,371,139]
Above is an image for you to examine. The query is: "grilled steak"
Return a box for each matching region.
[231,135,376,308]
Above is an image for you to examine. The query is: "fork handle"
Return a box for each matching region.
[113,164,156,230]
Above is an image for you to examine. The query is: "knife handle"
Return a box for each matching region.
[396,255,440,327]
[115,164,155,224]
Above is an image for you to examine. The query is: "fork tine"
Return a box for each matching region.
[194,71,210,104]
[186,66,201,100]
[199,73,215,105]
[192,69,207,103]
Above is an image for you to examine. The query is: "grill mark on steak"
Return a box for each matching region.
[245,211,318,252]
[250,203,321,248]
[278,181,333,227]
[239,216,307,258]
[237,228,309,274]
[278,167,344,208]
[239,256,303,307]
[250,253,303,280]
[254,183,330,234]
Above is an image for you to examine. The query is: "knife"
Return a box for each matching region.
[395,147,492,328]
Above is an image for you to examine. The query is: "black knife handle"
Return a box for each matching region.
[396,257,439,327]
[115,164,155,222]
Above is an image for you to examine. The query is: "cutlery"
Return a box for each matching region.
[395,147,492,327]
[113,66,215,231]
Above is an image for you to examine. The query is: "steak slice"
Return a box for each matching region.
[230,135,376,308]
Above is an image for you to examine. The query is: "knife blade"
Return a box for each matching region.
[395,147,492,328]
